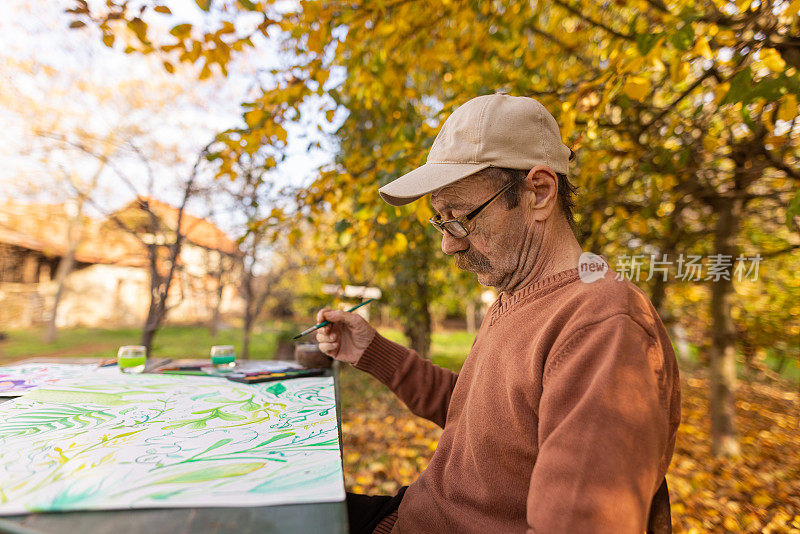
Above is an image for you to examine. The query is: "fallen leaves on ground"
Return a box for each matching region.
[339,366,800,533]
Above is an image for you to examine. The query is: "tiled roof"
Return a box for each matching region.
[0,199,239,267]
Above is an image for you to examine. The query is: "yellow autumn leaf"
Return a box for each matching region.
[693,36,712,60]
[715,30,737,46]
[752,493,773,507]
[394,232,408,252]
[671,60,689,84]
[623,76,649,101]
[244,109,264,127]
[561,108,577,139]
[416,201,433,225]
[778,94,798,122]
[713,82,730,105]
[760,48,786,73]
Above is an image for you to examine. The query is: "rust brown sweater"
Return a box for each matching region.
[354,267,681,533]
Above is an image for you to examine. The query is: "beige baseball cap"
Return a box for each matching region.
[378,92,573,206]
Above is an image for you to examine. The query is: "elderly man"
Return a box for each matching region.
[316,93,681,534]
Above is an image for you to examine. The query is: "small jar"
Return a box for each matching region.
[294,343,332,369]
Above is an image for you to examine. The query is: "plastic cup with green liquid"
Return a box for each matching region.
[211,345,236,370]
[118,345,147,374]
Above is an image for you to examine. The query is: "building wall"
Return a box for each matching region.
[0,262,244,329]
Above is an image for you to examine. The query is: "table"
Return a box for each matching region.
[0,358,349,534]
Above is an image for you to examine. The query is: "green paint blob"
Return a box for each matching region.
[265,383,286,396]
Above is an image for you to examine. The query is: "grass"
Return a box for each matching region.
[0,322,302,364]
[377,327,475,371]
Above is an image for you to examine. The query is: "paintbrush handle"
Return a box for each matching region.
[292,298,375,339]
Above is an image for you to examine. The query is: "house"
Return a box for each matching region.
[0,198,244,329]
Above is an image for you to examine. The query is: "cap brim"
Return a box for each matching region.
[378,162,492,206]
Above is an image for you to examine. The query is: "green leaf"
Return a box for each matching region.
[195,0,212,11]
[636,33,662,55]
[669,24,694,51]
[786,188,800,233]
[721,67,753,105]
[334,220,351,233]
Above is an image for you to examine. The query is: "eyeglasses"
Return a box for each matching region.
[429,180,516,238]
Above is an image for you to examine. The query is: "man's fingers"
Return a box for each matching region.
[318,342,338,355]
[315,331,336,343]
[316,308,332,324]
[317,308,349,325]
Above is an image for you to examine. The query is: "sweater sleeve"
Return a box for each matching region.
[526,313,675,533]
[353,331,459,429]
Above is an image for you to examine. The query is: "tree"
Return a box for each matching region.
[106,145,211,355]
[2,1,228,343]
[213,150,296,359]
[70,0,800,452]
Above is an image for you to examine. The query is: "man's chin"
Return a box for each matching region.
[474,271,497,286]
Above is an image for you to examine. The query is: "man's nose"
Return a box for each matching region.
[441,232,469,255]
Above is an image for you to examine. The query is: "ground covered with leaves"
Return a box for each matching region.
[339,362,800,533]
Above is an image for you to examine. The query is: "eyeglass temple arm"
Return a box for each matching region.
[464,181,515,222]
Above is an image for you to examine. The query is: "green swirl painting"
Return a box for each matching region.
[0,374,345,514]
[0,363,107,397]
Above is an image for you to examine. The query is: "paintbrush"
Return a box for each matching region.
[292,298,375,340]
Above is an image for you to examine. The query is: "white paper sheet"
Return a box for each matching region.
[0,363,109,397]
[0,373,345,514]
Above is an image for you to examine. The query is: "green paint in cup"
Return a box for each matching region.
[118,346,147,374]
[211,345,236,370]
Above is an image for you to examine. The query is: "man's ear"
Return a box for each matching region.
[523,165,558,222]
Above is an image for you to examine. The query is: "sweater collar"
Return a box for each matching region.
[490,267,580,325]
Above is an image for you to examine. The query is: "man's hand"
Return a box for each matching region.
[314,308,376,365]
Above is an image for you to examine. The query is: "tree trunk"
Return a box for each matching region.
[404,266,432,358]
[651,273,667,319]
[44,252,75,343]
[242,312,252,360]
[709,197,743,457]
[46,163,105,342]
[242,326,251,360]
[405,308,431,358]
[241,268,255,360]
[141,285,164,356]
[140,257,168,356]
[209,267,224,338]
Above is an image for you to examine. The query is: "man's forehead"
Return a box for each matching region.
[431,173,491,209]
